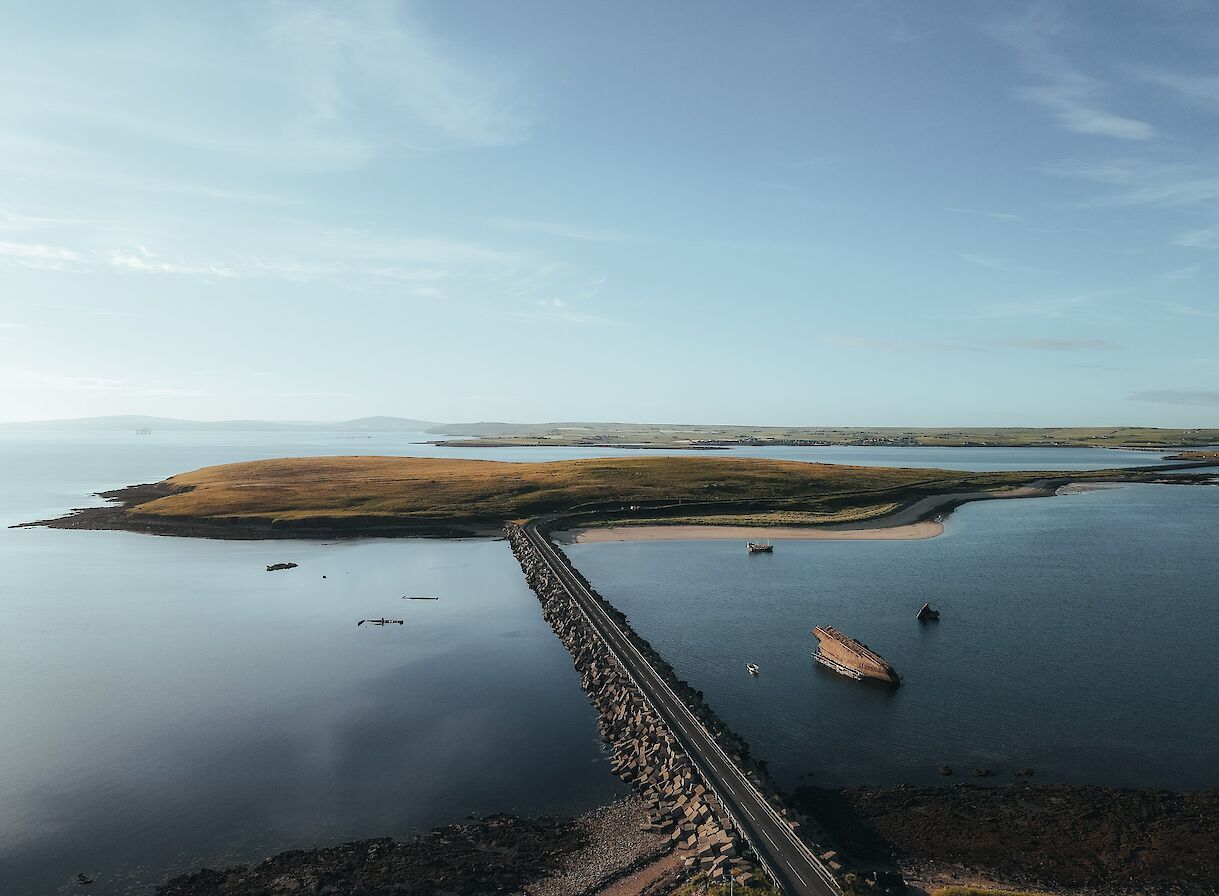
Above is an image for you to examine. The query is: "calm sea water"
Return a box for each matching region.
[568,483,1219,792]
[0,432,1207,894]
[0,434,631,896]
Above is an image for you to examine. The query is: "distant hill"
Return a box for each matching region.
[0,415,436,432]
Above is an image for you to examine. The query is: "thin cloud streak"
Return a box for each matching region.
[1002,337,1117,352]
[1173,227,1219,250]
[993,9,1155,141]
[1152,300,1219,320]
[0,370,208,397]
[519,297,619,327]
[1141,70,1219,111]
[0,3,531,175]
[959,253,1010,269]
[831,336,1118,353]
[1044,158,1219,208]
[1129,390,1219,407]
[488,217,637,243]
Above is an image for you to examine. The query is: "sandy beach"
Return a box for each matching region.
[556,519,944,543]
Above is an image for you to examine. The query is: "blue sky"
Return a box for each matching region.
[1,1,1216,426]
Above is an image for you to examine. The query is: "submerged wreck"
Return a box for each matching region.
[812,626,900,684]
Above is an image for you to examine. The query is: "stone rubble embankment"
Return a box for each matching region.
[524,798,671,896]
[507,523,766,886]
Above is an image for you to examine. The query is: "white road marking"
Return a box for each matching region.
[786,861,808,886]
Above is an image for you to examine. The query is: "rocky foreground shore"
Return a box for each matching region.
[153,799,677,896]
[796,784,1219,896]
[154,813,584,896]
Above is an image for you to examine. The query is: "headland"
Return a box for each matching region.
[18,455,1216,541]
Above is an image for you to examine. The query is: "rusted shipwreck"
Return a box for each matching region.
[812,626,900,684]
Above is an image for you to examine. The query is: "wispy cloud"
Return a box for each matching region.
[0,204,118,232]
[959,253,1010,269]
[1017,80,1155,141]
[1129,389,1219,407]
[789,156,836,170]
[1141,70,1219,111]
[831,335,1117,353]
[1,230,539,289]
[1002,337,1117,352]
[0,239,85,272]
[1173,226,1219,250]
[946,208,1022,221]
[828,337,979,353]
[1151,299,1219,320]
[0,2,530,179]
[270,2,529,153]
[0,240,83,263]
[1044,158,1219,208]
[968,290,1105,320]
[107,249,241,278]
[488,217,636,243]
[0,134,302,206]
[993,9,1155,141]
[520,297,618,327]
[1162,265,1201,281]
[1,370,207,397]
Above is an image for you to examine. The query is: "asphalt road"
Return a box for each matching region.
[522,523,840,896]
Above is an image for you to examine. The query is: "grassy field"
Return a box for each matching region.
[429,422,1219,449]
[1167,450,1219,461]
[675,873,780,895]
[119,455,1150,530]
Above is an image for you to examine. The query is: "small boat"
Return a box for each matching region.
[747,541,774,554]
[747,663,760,675]
[357,618,404,626]
[916,602,940,621]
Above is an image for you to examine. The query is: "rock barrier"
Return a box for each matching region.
[507,524,761,886]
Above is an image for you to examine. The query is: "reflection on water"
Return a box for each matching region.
[0,431,631,895]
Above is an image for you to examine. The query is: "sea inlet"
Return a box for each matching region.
[1,431,1214,893]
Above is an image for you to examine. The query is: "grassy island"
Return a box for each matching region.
[29,454,1213,540]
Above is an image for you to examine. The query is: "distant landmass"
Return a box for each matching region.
[426,422,1219,450]
[3,417,1216,449]
[0,415,435,432]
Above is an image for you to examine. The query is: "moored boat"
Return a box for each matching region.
[747,541,773,554]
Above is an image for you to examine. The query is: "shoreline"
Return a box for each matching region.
[556,480,1143,544]
[556,519,945,543]
[555,479,1066,544]
[154,797,674,896]
[797,783,1219,896]
[145,782,1219,896]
